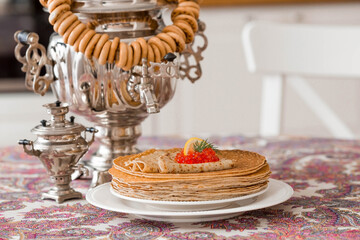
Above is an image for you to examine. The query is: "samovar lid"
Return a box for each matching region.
[31,101,86,136]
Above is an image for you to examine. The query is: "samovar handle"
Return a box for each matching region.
[85,127,98,146]
[179,20,208,83]
[18,139,41,157]
[14,30,54,96]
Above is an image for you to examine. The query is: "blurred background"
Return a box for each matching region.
[1,0,360,146]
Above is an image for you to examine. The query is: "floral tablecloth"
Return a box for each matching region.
[1,136,360,239]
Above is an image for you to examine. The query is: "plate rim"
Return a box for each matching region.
[86,178,294,217]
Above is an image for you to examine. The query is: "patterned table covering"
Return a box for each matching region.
[1,136,360,239]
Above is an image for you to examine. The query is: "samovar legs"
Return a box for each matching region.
[85,123,142,188]
[90,170,113,188]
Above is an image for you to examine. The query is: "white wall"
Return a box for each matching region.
[2,2,360,147]
[144,2,360,138]
[0,93,56,147]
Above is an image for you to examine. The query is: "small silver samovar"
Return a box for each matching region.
[14,0,207,188]
[19,101,97,203]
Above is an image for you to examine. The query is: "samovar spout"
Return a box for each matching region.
[139,58,160,114]
[139,83,160,114]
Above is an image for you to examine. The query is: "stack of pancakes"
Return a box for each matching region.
[109,148,271,201]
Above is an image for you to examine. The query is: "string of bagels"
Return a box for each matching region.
[39,0,200,70]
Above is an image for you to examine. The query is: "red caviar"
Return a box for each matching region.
[175,148,219,164]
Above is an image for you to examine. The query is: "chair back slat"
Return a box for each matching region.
[243,21,360,78]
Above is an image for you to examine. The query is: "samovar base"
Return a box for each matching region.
[90,168,113,189]
[82,117,144,188]
[86,149,142,188]
[42,186,82,203]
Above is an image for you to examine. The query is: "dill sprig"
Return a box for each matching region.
[193,139,218,153]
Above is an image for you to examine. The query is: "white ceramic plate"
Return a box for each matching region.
[86,179,293,223]
[109,183,269,211]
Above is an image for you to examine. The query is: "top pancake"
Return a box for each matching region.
[112,148,267,179]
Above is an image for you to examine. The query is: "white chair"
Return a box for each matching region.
[242,21,360,139]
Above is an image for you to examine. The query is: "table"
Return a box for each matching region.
[1,136,359,239]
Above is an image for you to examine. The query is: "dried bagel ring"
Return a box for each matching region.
[57,13,77,35]
[93,34,109,59]
[131,41,142,66]
[79,30,96,53]
[63,20,81,43]
[161,40,173,54]
[98,41,111,65]
[68,23,86,45]
[179,1,200,10]
[43,0,202,66]
[49,4,70,25]
[178,0,196,3]
[39,0,49,8]
[162,25,186,42]
[50,0,71,5]
[53,11,72,32]
[48,0,67,12]
[148,37,166,58]
[47,0,71,12]
[166,31,186,52]
[151,43,162,63]
[157,33,176,52]
[123,44,133,71]
[185,7,199,19]
[136,38,148,59]
[73,28,91,52]
[85,33,101,59]
[147,43,155,64]
[108,37,120,63]
[116,42,128,68]
[174,14,198,32]
[171,7,195,22]
[174,20,194,43]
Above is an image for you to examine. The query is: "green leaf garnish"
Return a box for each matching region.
[193,139,218,153]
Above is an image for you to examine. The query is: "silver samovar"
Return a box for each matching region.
[14,0,207,188]
[18,101,97,203]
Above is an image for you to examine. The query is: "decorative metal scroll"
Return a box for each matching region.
[14,31,54,96]
[179,20,208,83]
[148,56,180,79]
